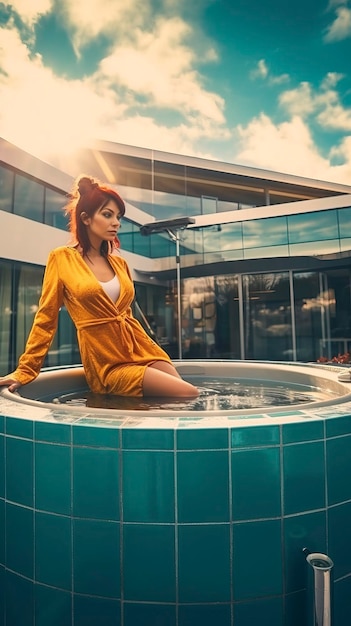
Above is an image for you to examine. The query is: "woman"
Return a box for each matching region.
[0,176,198,398]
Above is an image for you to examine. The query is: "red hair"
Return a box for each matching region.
[65,175,125,256]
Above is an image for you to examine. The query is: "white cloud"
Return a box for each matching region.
[320,72,344,89]
[0,27,126,160]
[279,82,315,116]
[250,59,268,80]
[98,17,225,123]
[250,58,289,86]
[5,0,53,24]
[235,113,351,183]
[278,75,351,133]
[317,103,351,130]
[324,6,351,42]
[0,19,226,167]
[59,0,151,55]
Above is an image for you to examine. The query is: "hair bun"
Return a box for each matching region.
[78,176,98,196]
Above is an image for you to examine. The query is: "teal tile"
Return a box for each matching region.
[0,435,4,498]
[6,416,33,439]
[0,415,4,432]
[35,512,71,590]
[6,436,33,506]
[231,425,280,448]
[0,499,4,565]
[233,519,282,600]
[283,441,325,515]
[284,510,326,593]
[177,428,229,450]
[123,451,174,522]
[73,595,121,626]
[0,565,4,623]
[6,502,34,578]
[177,450,229,522]
[35,583,72,626]
[328,502,351,579]
[5,570,34,626]
[35,421,71,444]
[73,447,119,519]
[122,428,174,449]
[178,603,231,626]
[178,524,231,602]
[123,524,175,602]
[326,414,351,437]
[234,596,283,626]
[284,590,307,626]
[232,447,281,520]
[334,576,351,626]
[73,424,119,448]
[124,603,176,626]
[73,519,120,598]
[282,420,324,443]
[326,435,351,504]
[35,442,71,515]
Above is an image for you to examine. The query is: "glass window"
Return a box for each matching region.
[186,195,201,216]
[201,196,217,215]
[182,274,241,359]
[243,216,288,249]
[202,222,243,254]
[13,173,45,223]
[150,233,174,258]
[133,228,151,257]
[47,307,80,367]
[179,228,199,258]
[15,265,44,361]
[118,218,136,253]
[243,272,292,360]
[338,206,351,238]
[44,187,67,230]
[288,210,338,243]
[220,223,244,250]
[293,272,325,361]
[243,244,289,259]
[289,240,340,256]
[0,165,14,213]
[0,262,12,374]
[217,199,239,212]
[340,238,351,253]
[152,190,188,220]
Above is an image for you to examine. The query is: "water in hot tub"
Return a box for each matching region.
[49,376,337,411]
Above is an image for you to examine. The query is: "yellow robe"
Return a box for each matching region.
[11,246,172,396]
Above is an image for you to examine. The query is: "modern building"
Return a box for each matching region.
[1,135,351,376]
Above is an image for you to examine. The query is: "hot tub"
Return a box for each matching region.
[1,360,351,626]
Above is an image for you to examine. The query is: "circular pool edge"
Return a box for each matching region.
[1,360,351,424]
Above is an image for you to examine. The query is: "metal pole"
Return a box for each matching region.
[175,230,182,359]
[303,549,334,626]
[166,228,183,359]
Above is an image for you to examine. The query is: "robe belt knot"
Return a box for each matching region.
[75,312,127,330]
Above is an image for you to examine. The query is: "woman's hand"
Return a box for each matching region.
[0,377,21,393]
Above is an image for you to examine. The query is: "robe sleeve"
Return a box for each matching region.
[10,250,64,385]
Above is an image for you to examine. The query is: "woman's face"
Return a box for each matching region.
[84,198,122,243]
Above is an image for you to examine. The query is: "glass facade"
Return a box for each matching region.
[119,207,351,266]
[0,164,67,229]
[1,149,351,375]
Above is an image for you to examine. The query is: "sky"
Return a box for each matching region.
[1,0,351,183]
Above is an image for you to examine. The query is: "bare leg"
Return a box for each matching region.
[148,361,182,378]
[142,364,198,397]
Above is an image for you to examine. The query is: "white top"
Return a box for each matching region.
[98,274,120,303]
